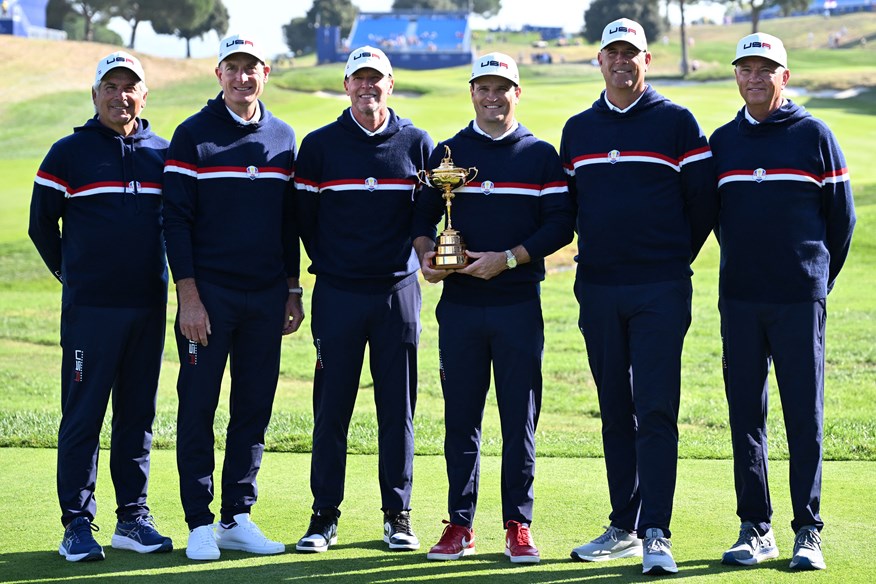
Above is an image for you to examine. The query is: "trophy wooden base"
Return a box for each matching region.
[433,229,468,269]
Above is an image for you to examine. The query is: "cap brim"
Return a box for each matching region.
[732,54,785,68]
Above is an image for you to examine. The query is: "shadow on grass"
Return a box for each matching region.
[0,540,801,583]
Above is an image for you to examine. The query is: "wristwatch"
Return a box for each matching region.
[288,287,304,295]
[504,249,517,269]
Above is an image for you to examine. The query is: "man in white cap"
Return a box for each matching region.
[561,18,718,575]
[30,50,173,561]
[711,32,855,571]
[413,52,574,564]
[163,34,302,561]
[293,45,433,554]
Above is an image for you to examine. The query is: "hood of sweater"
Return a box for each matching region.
[336,107,413,143]
[73,115,157,142]
[202,92,273,130]
[453,120,534,146]
[591,85,669,117]
[732,99,812,134]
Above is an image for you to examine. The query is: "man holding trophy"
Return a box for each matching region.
[294,46,433,553]
[413,53,574,564]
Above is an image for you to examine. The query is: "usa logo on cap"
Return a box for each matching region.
[345,45,393,78]
[470,52,519,85]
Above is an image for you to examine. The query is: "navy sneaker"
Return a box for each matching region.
[296,509,339,553]
[111,515,173,553]
[59,516,105,562]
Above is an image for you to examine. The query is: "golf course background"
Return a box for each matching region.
[0,12,874,582]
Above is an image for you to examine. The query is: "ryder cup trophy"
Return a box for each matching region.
[416,145,478,269]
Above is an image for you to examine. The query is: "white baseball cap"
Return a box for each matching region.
[95,51,145,85]
[600,18,648,52]
[733,32,788,68]
[218,34,266,65]
[345,46,393,78]
[470,52,519,85]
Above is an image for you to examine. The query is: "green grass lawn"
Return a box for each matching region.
[1,448,874,583]
[1,41,873,459]
[0,13,875,582]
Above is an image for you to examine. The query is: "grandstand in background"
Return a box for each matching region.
[0,0,65,39]
[317,11,473,70]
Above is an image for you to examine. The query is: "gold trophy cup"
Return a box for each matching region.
[416,145,478,269]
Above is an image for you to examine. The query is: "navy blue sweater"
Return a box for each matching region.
[710,100,856,303]
[29,117,169,308]
[294,108,433,292]
[560,86,718,285]
[163,94,299,291]
[412,123,574,306]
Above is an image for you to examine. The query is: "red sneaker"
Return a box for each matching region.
[426,520,475,560]
[505,520,540,564]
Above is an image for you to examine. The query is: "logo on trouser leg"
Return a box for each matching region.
[74,350,84,382]
[188,340,198,365]
[438,349,445,382]
[315,338,324,370]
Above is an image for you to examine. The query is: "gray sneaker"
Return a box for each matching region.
[789,526,825,570]
[722,522,779,565]
[571,525,642,562]
[642,528,678,575]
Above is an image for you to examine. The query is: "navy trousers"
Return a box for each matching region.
[309,278,420,512]
[57,303,165,527]
[175,279,287,529]
[576,278,691,537]
[437,297,543,528]
[720,297,826,534]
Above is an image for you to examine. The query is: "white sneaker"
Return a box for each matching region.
[790,526,826,570]
[722,522,779,565]
[571,525,643,562]
[642,528,678,575]
[215,513,285,555]
[186,525,220,561]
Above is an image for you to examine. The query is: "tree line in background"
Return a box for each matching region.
[279,0,806,73]
[46,0,228,57]
[40,0,809,67]
[583,0,810,75]
[283,0,501,55]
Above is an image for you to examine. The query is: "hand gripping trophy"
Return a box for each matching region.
[417,145,478,269]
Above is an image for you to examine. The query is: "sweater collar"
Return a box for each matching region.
[603,85,649,113]
[471,119,519,141]
[347,108,390,136]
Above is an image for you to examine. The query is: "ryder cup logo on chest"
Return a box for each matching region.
[753,168,767,183]
[608,150,621,164]
[365,177,378,191]
[481,180,494,195]
[246,165,259,180]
